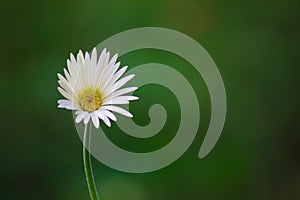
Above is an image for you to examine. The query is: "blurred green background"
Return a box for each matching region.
[1,0,299,199]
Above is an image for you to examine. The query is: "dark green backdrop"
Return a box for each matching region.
[1,0,299,199]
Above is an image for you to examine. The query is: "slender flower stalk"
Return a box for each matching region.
[83,122,99,200]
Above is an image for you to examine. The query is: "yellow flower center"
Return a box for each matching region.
[78,87,103,112]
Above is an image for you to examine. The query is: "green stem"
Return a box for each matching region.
[83,122,99,200]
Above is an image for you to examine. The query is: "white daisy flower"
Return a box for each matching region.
[57,47,138,128]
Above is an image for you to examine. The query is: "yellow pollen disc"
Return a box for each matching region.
[77,87,103,112]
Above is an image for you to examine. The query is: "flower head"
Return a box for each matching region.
[57,48,138,128]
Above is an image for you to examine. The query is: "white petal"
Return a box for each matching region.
[65,105,79,110]
[99,66,127,92]
[103,87,138,99]
[58,99,70,106]
[102,114,111,127]
[99,63,117,88]
[77,50,84,65]
[104,74,134,95]
[58,99,79,110]
[125,96,139,100]
[85,51,91,63]
[101,109,117,121]
[94,109,111,127]
[58,104,67,108]
[83,114,91,124]
[57,73,73,93]
[94,50,110,86]
[101,61,120,86]
[67,59,77,85]
[76,111,88,123]
[90,48,97,85]
[110,66,128,84]
[97,48,107,69]
[70,53,76,66]
[57,87,73,100]
[113,66,128,81]
[112,96,138,101]
[85,51,93,85]
[109,53,118,65]
[91,48,97,66]
[99,48,107,61]
[101,106,133,118]
[94,110,105,119]
[63,68,71,83]
[57,74,75,96]
[102,99,129,105]
[104,51,110,68]
[91,113,99,128]
[113,74,135,89]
